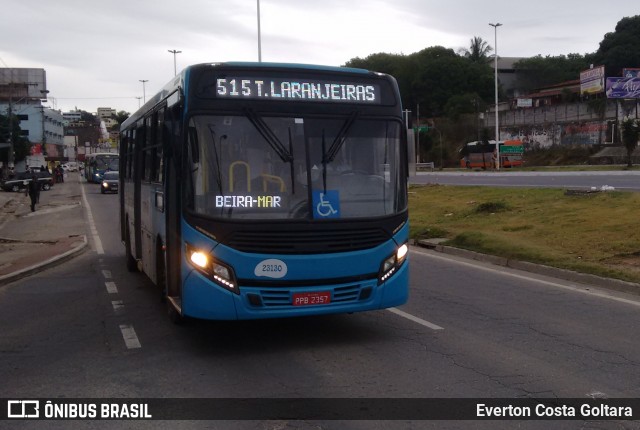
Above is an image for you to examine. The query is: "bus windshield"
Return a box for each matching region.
[186,114,405,220]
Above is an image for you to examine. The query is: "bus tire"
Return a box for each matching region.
[125,224,137,272]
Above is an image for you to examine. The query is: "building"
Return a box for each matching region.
[97,107,118,128]
[0,101,65,169]
[97,107,116,119]
[63,110,82,125]
[495,57,526,98]
[0,67,68,169]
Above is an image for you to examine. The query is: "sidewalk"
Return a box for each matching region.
[0,173,88,285]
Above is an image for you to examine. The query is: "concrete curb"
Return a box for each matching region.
[0,235,88,286]
[415,239,640,296]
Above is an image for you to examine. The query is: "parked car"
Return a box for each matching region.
[1,171,54,192]
[100,171,119,194]
[61,162,79,172]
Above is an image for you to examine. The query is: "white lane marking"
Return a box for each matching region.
[111,300,124,313]
[411,248,640,309]
[102,270,112,279]
[119,324,142,349]
[105,281,118,294]
[80,182,104,255]
[387,307,444,331]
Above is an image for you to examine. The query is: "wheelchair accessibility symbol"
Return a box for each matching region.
[312,190,340,219]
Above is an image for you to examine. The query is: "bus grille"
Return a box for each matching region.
[258,284,363,307]
[226,228,388,254]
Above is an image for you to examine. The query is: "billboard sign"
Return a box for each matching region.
[622,68,640,78]
[516,98,533,108]
[580,66,605,95]
[606,77,640,99]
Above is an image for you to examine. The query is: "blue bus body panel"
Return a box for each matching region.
[180,220,409,320]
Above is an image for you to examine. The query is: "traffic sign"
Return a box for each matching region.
[500,145,524,154]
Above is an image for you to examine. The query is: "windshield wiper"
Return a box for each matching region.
[244,108,293,163]
[322,110,359,164]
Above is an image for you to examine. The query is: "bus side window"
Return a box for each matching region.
[188,127,199,164]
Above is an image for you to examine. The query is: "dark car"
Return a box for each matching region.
[1,171,54,192]
[100,171,119,194]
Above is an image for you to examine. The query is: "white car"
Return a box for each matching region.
[61,162,78,172]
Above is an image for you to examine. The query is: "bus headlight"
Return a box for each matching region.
[185,243,238,294]
[378,243,408,285]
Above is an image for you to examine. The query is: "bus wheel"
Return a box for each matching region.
[125,225,137,272]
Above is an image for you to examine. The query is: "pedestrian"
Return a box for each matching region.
[25,174,40,212]
[56,165,64,183]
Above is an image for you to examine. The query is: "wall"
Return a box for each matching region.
[486,99,640,148]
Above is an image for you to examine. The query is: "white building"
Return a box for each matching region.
[63,110,82,125]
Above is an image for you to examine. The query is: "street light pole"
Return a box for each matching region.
[8,88,14,168]
[489,22,502,170]
[257,0,262,62]
[139,80,148,104]
[168,49,181,76]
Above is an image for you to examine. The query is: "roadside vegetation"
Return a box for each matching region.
[409,185,640,283]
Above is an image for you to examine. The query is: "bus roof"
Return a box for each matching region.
[121,62,393,130]
[221,61,372,75]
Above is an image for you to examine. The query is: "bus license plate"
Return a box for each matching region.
[292,292,331,306]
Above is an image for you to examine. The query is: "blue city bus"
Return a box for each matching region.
[84,152,119,183]
[119,62,409,322]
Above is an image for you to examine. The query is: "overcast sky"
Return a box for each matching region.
[1,0,638,115]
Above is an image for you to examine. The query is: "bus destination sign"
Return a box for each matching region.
[215,77,381,104]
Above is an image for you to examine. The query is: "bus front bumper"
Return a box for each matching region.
[181,259,409,320]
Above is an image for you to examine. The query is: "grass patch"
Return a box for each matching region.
[409,185,640,283]
[474,201,510,214]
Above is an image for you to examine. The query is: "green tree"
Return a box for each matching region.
[513,54,590,92]
[0,113,31,164]
[113,110,130,125]
[458,36,493,63]
[345,46,494,118]
[592,15,640,77]
[80,110,98,123]
[621,118,639,168]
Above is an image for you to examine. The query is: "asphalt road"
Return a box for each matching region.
[411,170,640,191]
[1,180,639,429]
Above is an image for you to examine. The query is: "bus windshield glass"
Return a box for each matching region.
[93,154,119,171]
[186,114,405,220]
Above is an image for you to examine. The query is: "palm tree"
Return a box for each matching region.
[459,36,493,63]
